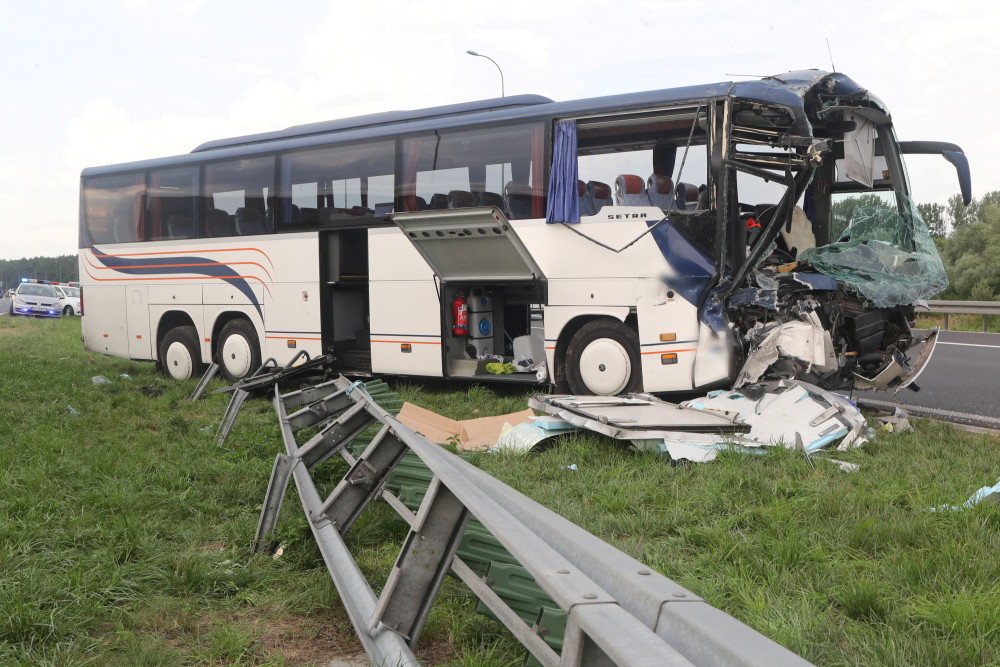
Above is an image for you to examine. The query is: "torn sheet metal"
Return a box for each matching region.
[528,394,750,440]
[853,328,938,393]
[681,380,871,452]
[631,436,765,463]
[735,314,837,388]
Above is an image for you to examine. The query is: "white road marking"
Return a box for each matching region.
[937,341,1000,349]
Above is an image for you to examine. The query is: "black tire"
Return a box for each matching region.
[564,319,642,396]
[159,325,202,380]
[62,306,74,316]
[8,303,16,317]
[216,318,262,382]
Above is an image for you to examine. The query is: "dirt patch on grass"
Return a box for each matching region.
[142,605,460,666]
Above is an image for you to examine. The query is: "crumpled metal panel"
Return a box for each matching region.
[798,193,947,307]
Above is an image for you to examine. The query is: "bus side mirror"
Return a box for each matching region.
[899,141,972,206]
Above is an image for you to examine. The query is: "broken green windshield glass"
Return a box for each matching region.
[799,192,947,307]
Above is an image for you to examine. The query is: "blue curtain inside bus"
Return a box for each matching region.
[545,121,580,224]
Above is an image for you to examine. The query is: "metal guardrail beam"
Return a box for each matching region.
[923,300,1000,332]
[253,376,812,666]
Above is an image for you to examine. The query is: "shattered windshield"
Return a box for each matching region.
[798,192,947,307]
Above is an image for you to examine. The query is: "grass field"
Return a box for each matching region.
[1,315,998,666]
[915,312,1000,333]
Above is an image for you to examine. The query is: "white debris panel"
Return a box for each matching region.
[526,382,872,464]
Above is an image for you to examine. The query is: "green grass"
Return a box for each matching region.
[1,316,999,665]
[916,312,1000,333]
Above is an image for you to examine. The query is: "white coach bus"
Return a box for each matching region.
[79,70,969,394]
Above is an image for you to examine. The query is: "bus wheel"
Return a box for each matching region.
[216,319,261,382]
[160,325,201,381]
[564,319,642,396]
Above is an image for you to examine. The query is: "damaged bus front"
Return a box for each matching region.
[710,70,968,393]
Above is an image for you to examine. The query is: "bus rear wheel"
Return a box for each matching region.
[564,319,642,396]
[160,325,201,381]
[216,319,261,382]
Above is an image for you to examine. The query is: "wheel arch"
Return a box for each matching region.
[156,310,199,358]
[552,310,638,387]
[210,310,259,362]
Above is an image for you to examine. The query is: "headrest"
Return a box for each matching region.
[615,174,644,195]
[675,182,699,203]
[648,174,673,195]
[587,181,611,200]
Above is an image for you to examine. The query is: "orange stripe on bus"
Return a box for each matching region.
[370,339,441,345]
[641,348,696,355]
[90,246,274,269]
[265,336,322,341]
[87,259,274,282]
[82,266,275,300]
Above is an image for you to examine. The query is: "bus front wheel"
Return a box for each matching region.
[216,319,261,382]
[564,319,642,396]
[160,326,201,381]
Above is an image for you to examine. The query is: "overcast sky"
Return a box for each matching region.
[1,0,996,260]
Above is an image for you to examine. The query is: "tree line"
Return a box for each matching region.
[919,191,1000,301]
[0,255,78,294]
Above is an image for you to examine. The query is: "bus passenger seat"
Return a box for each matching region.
[166,215,193,239]
[577,180,594,216]
[582,180,612,215]
[674,182,700,210]
[646,174,675,210]
[447,190,477,209]
[206,208,234,237]
[427,193,449,210]
[235,207,266,235]
[477,191,504,211]
[504,181,534,219]
[614,174,647,206]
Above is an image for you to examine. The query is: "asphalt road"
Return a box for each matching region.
[856,329,1000,430]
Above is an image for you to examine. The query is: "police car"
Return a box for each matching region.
[9,280,64,318]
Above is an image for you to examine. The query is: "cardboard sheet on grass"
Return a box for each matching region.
[397,402,535,451]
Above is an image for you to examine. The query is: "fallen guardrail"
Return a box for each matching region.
[923,300,1000,332]
[246,374,811,666]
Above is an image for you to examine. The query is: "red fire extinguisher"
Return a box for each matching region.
[452,291,468,336]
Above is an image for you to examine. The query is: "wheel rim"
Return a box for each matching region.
[164,341,194,380]
[577,337,632,395]
[221,333,254,379]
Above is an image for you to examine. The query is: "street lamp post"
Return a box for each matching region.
[466,50,504,98]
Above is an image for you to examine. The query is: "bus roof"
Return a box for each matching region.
[82,70,876,177]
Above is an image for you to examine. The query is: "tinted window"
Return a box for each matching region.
[148,166,198,240]
[278,140,395,227]
[82,173,145,244]
[204,156,275,236]
[399,123,545,219]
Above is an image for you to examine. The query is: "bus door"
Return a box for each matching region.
[320,228,372,372]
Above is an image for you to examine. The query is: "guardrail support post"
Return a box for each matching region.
[317,425,408,533]
[254,453,297,552]
[369,477,469,644]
